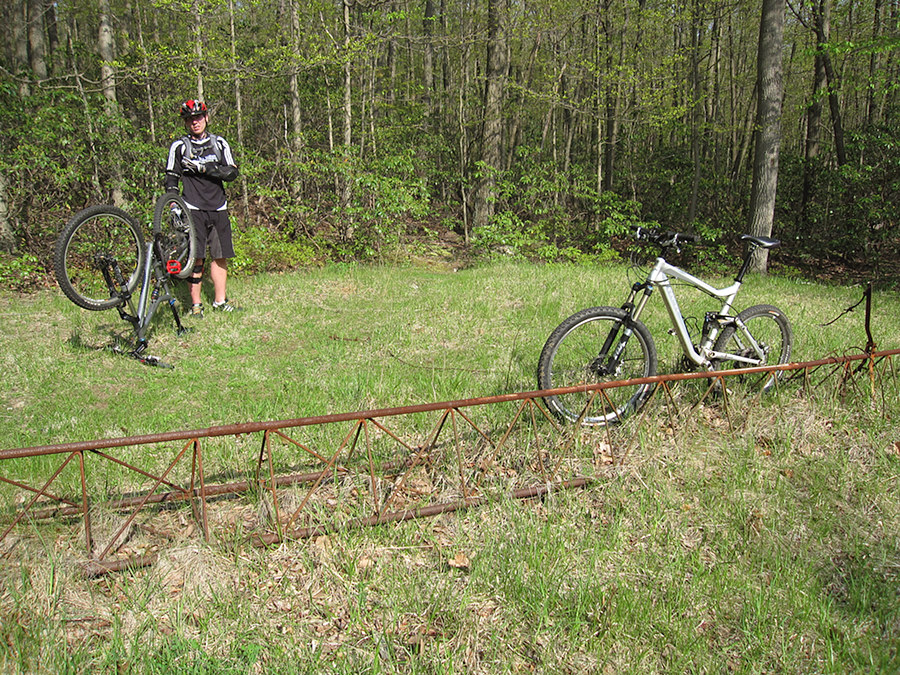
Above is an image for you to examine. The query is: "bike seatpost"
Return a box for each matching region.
[735,234,780,283]
[735,246,755,284]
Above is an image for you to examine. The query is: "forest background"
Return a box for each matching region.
[0,0,898,287]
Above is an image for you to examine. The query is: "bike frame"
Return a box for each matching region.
[626,256,760,369]
[112,236,186,355]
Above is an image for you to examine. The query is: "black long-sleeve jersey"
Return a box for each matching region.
[164,133,239,211]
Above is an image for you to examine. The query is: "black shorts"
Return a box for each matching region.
[191,209,235,259]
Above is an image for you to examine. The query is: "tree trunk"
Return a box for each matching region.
[866,0,884,127]
[0,172,14,254]
[687,0,703,224]
[27,0,48,81]
[800,51,826,227]
[287,0,302,154]
[98,0,124,207]
[440,0,450,106]
[457,35,472,242]
[12,0,30,96]
[135,2,156,144]
[340,0,352,212]
[811,0,846,166]
[473,0,507,230]
[229,0,249,219]
[746,0,785,275]
[423,0,436,127]
[192,0,205,98]
[342,0,352,149]
[44,0,59,74]
[98,0,116,109]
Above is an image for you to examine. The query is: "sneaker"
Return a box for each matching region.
[212,299,240,312]
[189,303,204,318]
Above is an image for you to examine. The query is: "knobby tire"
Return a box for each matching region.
[152,194,198,280]
[53,205,145,311]
[713,304,793,392]
[537,307,658,425]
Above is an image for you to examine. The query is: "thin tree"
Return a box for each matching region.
[810,0,845,166]
[12,0,30,96]
[423,0,436,127]
[473,0,507,230]
[192,0,205,98]
[98,0,124,207]
[865,0,884,127]
[0,174,13,253]
[746,0,785,274]
[340,0,352,213]
[27,0,47,82]
[43,0,59,74]
[800,50,826,228]
[228,0,248,219]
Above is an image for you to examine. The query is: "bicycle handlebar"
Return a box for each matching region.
[633,226,701,248]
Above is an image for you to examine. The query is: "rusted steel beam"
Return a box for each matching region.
[76,478,593,574]
[82,554,157,578]
[251,477,593,546]
[27,468,341,520]
[3,349,897,462]
[1,349,897,576]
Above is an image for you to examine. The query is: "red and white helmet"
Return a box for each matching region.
[179,99,208,118]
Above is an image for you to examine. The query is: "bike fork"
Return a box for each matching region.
[594,283,652,375]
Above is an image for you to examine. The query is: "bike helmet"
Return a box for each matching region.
[179,99,208,118]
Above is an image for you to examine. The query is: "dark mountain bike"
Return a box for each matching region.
[53,193,199,366]
[537,228,793,425]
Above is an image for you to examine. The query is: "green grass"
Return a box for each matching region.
[1,260,899,673]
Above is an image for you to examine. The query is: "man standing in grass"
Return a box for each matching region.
[165,99,240,316]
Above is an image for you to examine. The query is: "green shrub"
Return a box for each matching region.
[231,226,316,276]
[0,253,43,291]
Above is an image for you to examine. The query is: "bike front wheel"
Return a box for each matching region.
[537,307,658,425]
[713,304,792,392]
[53,205,145,311]
[152,193,198,279]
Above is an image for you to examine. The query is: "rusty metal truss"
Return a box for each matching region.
[1,348,897,576]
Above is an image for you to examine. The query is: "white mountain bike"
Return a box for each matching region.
[537,228,793,425]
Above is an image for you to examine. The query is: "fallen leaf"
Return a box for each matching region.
[448,552,470,570]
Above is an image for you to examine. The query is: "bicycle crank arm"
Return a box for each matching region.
[107,344,174,368]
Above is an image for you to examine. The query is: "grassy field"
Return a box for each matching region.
[1,259,899,673]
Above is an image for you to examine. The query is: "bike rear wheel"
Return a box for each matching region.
[713,304,792,392]
[152,194,198,279]
[53,205,145,311]
[537,307,658,425]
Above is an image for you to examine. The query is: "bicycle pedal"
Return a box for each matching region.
[140,356,174,369]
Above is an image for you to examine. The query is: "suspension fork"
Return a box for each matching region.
[593,281,654,375]
[150,234,189,336]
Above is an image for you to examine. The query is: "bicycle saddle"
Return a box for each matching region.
[741,234,780,248]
